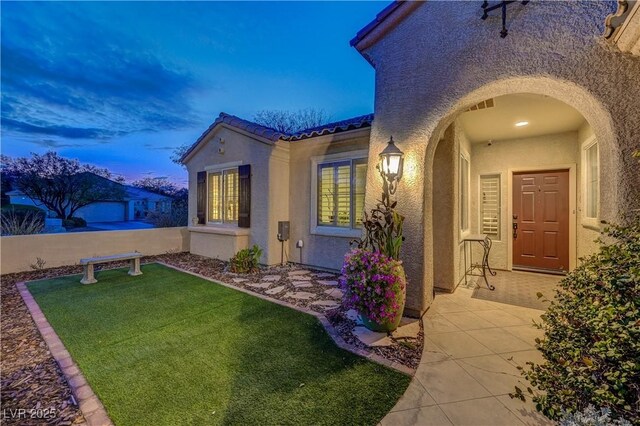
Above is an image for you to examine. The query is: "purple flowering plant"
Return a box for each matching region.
[339,248,405,323]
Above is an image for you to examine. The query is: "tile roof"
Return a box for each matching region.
[350,1,404,47]
[180,112,374,162]
[286,113,374,141]
[179,112,285,162]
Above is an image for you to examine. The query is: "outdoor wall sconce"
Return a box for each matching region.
[481,0,529,38]
[378,136,404,195]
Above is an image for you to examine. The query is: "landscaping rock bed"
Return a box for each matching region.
[1,252,422,424]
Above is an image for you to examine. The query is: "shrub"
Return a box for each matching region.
[62,217,86,228]
[229,245,263,273]
[1,204,45,222]
[0,209,44,235]
[147,204,187,228]
[353,192,405,260]
[339,248,405,323]
[560,405,632,426]
[513,218,640,423]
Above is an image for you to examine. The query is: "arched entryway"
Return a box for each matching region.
[424,77,618,297]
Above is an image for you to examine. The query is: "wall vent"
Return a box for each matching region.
[466,98,495,112]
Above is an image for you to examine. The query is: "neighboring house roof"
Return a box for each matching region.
[287,113,374,141]
[180,112,374,163]
[7,174,173,202]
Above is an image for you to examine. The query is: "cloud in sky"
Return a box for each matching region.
[1,2,200,141]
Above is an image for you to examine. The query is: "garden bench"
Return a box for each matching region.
[79,252,143,284]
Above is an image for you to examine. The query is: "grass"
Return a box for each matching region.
[28,264,410,425]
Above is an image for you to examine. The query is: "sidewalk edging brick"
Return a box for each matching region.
[16,282,114,426]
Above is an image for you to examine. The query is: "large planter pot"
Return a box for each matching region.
[360,264,407,332]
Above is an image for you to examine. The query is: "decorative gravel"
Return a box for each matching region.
[1,252,422,421]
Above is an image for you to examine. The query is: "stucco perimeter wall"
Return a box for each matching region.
[287,130,370,271]
[361,1,640,316]
[0,227,189,274]
[184,126,285,265]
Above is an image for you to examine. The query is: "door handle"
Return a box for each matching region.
[513,222,518,239]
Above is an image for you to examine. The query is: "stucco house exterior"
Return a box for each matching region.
[182,1,640,317]
[7,173,173,223]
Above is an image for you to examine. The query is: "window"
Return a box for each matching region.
[582,138,599,226]
[459,153,470,231]
[208,168,238,223]
[480,175,500,239]
[317,159,367,229]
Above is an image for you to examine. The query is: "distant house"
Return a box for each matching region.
[181,2,639,318]
[7,173,173,223]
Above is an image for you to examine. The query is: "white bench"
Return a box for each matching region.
[79,252,143,284]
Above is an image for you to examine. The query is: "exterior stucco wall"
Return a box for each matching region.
[287,130,370,271]
[0,227,189,274]
[360,1,640,316]
[184,126,284,264]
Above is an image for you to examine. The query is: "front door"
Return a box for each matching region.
[513,170,569,272]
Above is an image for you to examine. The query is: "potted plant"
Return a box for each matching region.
[340,191,407,332]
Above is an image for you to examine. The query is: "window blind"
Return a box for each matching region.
[480,175,500,238]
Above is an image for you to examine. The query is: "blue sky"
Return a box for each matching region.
[1,1,384,186]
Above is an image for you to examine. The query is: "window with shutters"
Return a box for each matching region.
[480,174,500,239]
[207,168,238,224]
[317,158,367,229]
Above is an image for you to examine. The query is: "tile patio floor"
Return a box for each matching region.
[383,272,559,426]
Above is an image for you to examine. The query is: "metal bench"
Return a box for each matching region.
[79,252,143,284]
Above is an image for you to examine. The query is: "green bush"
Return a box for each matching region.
[0,209,44,235]
[229,245,263,273]
[513,218,639,423]
[62,217,86,228]
[1,204,45,222]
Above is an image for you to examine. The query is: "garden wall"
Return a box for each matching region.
[0,227,189,274]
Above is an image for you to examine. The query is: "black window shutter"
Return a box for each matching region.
[238,164,251,228]
[196,171,206,224]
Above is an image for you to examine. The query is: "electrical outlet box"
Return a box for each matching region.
[277,221,290,241]
[296,240,303,248]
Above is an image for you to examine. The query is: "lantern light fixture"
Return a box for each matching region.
[378,136,404,195]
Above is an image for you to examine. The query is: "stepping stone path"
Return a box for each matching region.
[311,300,340,310]
[324,288,344,299]
[353,326,393,347]
[265,285,286,295]
[317,280,339,287]
[314,273,336,279]
[292,281,313,288]
[261,275,281,282]
[288,270,309,276]
[291,275,311,280]
[284,291,315,300]
[232,278,248,283]
[246,282,272,289]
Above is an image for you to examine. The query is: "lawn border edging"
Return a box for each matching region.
[156,261,415,376]
[16,282,113,426]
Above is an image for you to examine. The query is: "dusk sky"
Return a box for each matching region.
[1,1,385,187]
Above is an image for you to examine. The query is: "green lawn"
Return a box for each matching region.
[28,264,410,425]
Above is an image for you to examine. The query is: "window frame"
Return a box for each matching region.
[310,150,368,238]
[459,151,470,235]
[479,173,501,241]
[581,136,599,229]
[205,161,243,226]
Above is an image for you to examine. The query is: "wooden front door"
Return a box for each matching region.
[513,170,570,272]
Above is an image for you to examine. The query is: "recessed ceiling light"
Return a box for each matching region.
[515,121,529,127]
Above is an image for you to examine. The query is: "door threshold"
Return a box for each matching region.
[512,266,567,276]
